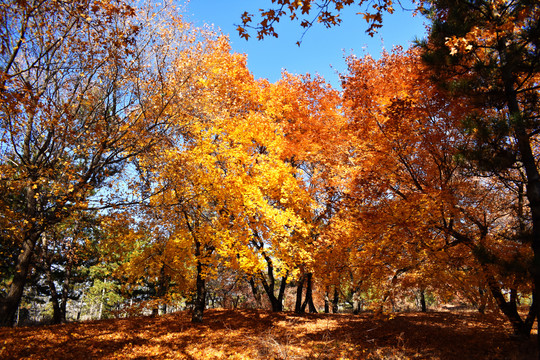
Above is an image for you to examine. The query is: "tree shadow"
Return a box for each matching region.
[296,311,538,359]
[0,309,537,359]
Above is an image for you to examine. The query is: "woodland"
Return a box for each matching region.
[0,0,540,358]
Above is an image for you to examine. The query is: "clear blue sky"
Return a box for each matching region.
[185,0,428,87]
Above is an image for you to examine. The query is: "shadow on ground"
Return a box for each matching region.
[0,309,537,359]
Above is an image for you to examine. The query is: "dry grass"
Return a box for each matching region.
[0,309,537,359]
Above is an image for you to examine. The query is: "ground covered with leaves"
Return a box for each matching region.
[0,309,537,359]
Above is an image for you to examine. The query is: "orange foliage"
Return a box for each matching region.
[336,47,531,306]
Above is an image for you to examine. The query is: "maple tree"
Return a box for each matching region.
[338,46,534,333]
[213,62,348,317]
[102,32,319,321]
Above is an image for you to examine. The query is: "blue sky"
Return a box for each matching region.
[185,0,428,87]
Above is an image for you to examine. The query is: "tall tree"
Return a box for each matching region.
[419,0,540,337]
[261,72,348,313]
[340,47,533,330]
[0,0,181,326]
[118,33,315,321]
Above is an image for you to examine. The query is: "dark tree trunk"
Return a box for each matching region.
[42,235,74,324]
[260,274,287,312]
[44,251,62,324]
[59,260,72,323]
[498,39,540,340]
[192,259,206,323]
[184,211,208,323]
[47,278,62,324]
[268,295,280,312]
[419,289,427,313]
[477,288,487,314]
[0,232,39,327]
[152,264,170,317]
[295,275,305,313]
[192,239,206,323]
[271,276,287,312]
[445,230,536,337]
[301,273,317,313]
[484,266,536,337]
[249,277,262,308]
[324,287,330,314]
[259,250,288,312]
[446,226,536,337]
[332,287,339,314]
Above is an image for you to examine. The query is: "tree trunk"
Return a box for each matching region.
[484,266,535,337]
[249,277,262,308]
[419,289,427,313]
[260,274,288,312]
[301,273,317,313]
[332,287,339,313]
[499,40,540,340]
[192,265,206,322]
[295,275,305,313]
[192,241,206,323]
[271,276,287,312]
[41,234,73,324]
[0,232,39,327]
[153,264,170,317]
[49,284,62,324]
[98,300,103,320]
[477,288,487,314]
[44,255,62,324]
[259,251,288,312]
[183,211,208,323]
[324,287,330,314]
[352,292,362,315]
[59,262,72,323]
[447,228,536,337]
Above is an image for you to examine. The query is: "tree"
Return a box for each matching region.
[260,72,348,313]
[418,0,540,337]
[340,47,533,329]
[108,31,317,321]
[0,0,181,326]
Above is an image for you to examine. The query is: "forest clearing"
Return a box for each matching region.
[0,309,537,359]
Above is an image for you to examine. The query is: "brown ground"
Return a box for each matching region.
[0,309,537,359]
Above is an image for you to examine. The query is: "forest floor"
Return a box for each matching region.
[0,308,537,359]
